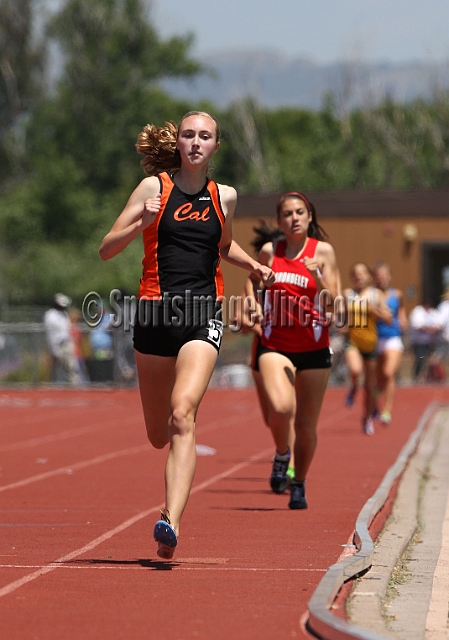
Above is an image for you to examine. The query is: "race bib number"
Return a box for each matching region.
[207,319,223,348]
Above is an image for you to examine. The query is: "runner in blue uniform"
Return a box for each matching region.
[374,263,408,424]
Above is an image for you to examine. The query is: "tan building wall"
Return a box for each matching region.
[221,190,449,316]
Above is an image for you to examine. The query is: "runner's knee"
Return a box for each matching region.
[169,403,196,437]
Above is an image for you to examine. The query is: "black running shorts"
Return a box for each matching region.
[133,297,223,357]
[257,344,333,371]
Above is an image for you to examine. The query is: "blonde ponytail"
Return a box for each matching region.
[136,121,181,176]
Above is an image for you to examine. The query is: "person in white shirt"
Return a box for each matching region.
[408,300,442,382]
[44,293,81,385]
[436,287,449,362]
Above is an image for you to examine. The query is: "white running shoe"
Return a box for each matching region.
[362,417,375,435]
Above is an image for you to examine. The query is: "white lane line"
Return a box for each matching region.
[0,417,138,453]
[318,407,348,427]
[0,397,337,456]
[0,404,257,453]
[196,405,346,437]
[0,395,112,408]
[0,409,262,493]
[0,402,347,515]
[0,564,325,572]
[0,447,273,598]
[0,444,151,493]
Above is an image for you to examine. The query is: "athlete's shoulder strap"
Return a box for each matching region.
[157,171,173,193]
[157,171,175,209]
[303,237,319,257]
[274,239,287,257]
[208,179,226,225]
[368,286,379,304]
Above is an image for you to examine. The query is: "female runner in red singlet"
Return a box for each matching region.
[243,192,339,509]
[99,112,274,558]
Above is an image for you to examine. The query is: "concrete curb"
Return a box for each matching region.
[306,402,444,640]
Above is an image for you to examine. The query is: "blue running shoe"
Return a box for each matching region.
[345,385,357,407]
[289,481,308,510]
[270,448,291,494]
[154,510,177,559]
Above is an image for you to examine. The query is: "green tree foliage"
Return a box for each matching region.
[218,91,449,194]
[355,96,449,189]
[36,0,202,193]
[216,99,281,193]
[0,0,46,182]
[264,100,350,192]
[0,0,203,304]
[0,0,448,306]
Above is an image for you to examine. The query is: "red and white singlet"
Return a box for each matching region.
[261,238,330,353]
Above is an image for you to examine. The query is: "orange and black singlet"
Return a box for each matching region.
[138,172,225,300]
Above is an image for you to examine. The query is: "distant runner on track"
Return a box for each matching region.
[373,263,408,425]
[99,111,274,559]
[343,263,392,435]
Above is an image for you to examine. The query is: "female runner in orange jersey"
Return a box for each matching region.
[343,263,392,435]
[242,192,340,510]
[99,111,274,558]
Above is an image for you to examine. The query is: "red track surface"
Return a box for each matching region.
[1,384,449,639]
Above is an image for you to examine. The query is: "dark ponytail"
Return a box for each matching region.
[250,221,285,255]
[307,201,328,241]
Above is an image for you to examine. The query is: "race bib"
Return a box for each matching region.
[207,319,223,348]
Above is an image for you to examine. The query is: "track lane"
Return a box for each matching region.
[1,386,449,639]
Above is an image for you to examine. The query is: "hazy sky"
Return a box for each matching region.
[153,0,449,64]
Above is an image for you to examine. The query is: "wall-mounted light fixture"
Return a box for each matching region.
[403,224,418,242]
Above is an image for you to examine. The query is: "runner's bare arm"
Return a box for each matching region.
[99,176,161,261]
[372,290,393,324]
[303,241,339,299]
[397,289,408,332]
[218,185,275,285]
[241,275,265,333]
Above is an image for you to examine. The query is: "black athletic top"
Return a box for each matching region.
[138,172,226,300]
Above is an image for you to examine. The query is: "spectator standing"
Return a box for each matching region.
[437,287,449,364]
[44,293,81,385]
[408,300,442,382]
[111,290,137,386]
[88,302,113,361]
[69,307,89,384]
[423,289,448,382]
[86,302,114,383]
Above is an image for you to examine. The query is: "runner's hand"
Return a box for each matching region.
[253,264,275,287]
[303,256,321,275]
[141,195,161,229]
